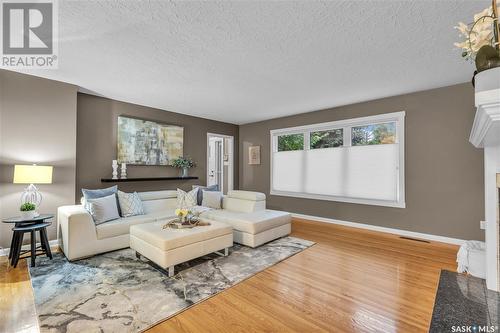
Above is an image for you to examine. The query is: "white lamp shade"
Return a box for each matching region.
[13,165,53,184]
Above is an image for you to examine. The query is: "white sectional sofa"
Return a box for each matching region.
[57,189,291,261]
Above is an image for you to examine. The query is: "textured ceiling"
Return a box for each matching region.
[12,0,488,124]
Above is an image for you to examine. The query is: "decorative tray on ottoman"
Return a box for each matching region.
[163,218,211,229]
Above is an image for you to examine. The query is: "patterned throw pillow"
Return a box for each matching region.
[117,191,145,217]
[177,188,199,208]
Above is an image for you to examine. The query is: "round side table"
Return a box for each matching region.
[2,214,54,267]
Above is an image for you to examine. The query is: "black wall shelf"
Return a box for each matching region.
[101,176,198,183]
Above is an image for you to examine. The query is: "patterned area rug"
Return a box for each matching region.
[29,236,314,333]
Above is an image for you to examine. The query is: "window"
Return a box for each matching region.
[352,122,396,146]
[278,133,304,151]
[310,129,343,149]
[270,112,405,208]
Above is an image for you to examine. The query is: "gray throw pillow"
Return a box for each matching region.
[192,184,219,205]
[201,190,223,209]
[86,194,120,225]
[82,185,118,210]
[117,191,145,217]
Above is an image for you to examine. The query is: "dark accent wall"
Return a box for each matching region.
[239,83,485,241]
[76,93,239,198]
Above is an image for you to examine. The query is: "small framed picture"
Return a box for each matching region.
[248,146,261,165]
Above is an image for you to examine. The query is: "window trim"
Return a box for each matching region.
[269,111,406,208]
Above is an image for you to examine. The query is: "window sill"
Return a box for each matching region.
[270,190,406,208]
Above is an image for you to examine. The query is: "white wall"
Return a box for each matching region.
[0,70,78,249]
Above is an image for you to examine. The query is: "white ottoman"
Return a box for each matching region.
[130,220,233,276]
[201,209,291,248]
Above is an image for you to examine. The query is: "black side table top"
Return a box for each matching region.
[12,222,52,231]
[2,214,54,224]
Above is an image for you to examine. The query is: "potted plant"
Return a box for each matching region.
[20,202,37,220]
[455,0,500,80]
[171,156,196,178]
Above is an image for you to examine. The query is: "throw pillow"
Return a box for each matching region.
[86,194,120,225]
[81,185,118,210]
[117,191,145,217]
[201,190,223,209]
[177,188,199,208]
[192,184,219,205]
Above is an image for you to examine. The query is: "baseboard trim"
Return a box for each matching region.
[0,239,59,257]
[292,213,466,246]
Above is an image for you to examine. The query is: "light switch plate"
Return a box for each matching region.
[480,221,487,230]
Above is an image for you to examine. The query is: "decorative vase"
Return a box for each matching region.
[21,211,36,220]
[112,160,118,180]
[181,167,189,178]
[475,45,500,73]
[120,163,127,179]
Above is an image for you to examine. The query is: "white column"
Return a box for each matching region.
[470,67,500,291]
[485,146,500,291]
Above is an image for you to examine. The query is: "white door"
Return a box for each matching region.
[207,134,234,194]
[207,136,224,190]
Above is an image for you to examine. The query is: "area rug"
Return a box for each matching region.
[29,236,314,333]
[429,270,499,333]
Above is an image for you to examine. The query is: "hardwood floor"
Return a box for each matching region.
[0,253,39,333]
[0,218,458,333]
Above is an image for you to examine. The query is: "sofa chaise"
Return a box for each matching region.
[57,190,291,261]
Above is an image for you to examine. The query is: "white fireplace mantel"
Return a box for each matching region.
[469,67,500,291]
[470,68,500,148]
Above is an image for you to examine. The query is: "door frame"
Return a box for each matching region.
[206,133,234,193]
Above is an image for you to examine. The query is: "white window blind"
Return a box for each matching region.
[270,112,405,208]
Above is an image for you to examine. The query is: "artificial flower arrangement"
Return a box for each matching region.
[163,208,208,229]
[454,0,500,74]
[171,156,196,177]
[174,208,191,223]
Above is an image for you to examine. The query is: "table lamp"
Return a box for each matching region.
[13,164,53,215]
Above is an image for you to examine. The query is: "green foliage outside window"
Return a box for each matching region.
[277,122,396,151]
[278,134,304,151]
[310,129,343,149]
[352,123,396,146]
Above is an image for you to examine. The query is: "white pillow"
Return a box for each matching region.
[177,188,199,208]
[86,194,120,225]
[201,191,223,209]
[117,191,144,217]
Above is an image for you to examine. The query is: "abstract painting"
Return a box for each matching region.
[117,116,183,165]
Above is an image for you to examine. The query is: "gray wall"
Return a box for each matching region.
[239,83,485,241]
[76,93,239,198]
[0,70,78,249]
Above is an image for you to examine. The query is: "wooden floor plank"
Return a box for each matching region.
[0,218,458,333]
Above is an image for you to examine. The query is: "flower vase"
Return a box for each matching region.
[21,211,36,220]
[475,45,500,73]
[181,167,189,178]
